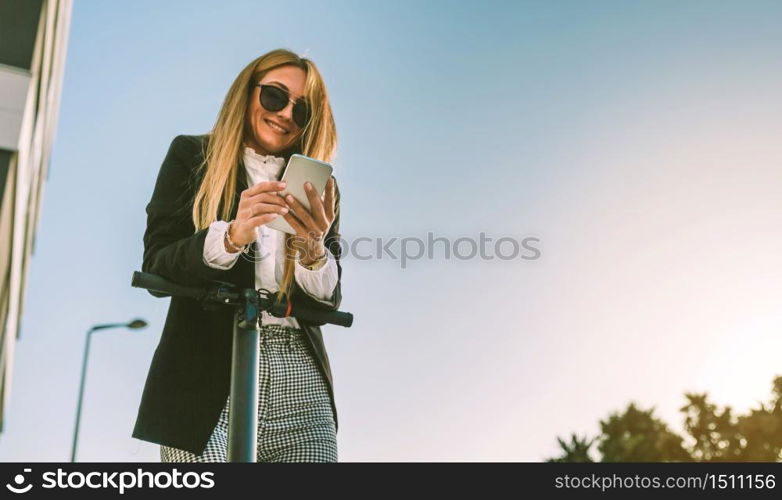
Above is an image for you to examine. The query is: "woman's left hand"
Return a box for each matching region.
[282,176,336,266]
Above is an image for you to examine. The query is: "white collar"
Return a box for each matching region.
[242,146,286,177]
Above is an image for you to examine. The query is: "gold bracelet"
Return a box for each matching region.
[300,251,327,270]
[225,220,249,254]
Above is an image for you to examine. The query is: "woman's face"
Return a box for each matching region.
[244,64,307,156]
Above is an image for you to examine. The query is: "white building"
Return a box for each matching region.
[0,0,72,431]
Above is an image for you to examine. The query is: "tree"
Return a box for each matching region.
[546,433,595,463]
[598,403,692,462]
[680,393,742,461]
[547,375,782,462]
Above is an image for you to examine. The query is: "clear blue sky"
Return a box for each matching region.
[1,0,781,461]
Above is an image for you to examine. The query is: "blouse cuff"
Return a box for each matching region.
[294,248,339,304]
[202,220,243,270]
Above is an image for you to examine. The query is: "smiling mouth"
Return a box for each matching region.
[265,119,289,134]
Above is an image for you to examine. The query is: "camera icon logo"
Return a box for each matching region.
[6,468,33,494]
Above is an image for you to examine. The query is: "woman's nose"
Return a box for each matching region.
[276,101,294,122]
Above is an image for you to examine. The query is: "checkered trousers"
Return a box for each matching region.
[160,324,337,462]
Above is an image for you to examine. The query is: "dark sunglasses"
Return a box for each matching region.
[255,84,311,129]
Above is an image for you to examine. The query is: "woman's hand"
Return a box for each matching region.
[228,180,290,247]
[282,176,336,266]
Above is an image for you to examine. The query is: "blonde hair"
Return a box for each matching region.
[192,48,337,299]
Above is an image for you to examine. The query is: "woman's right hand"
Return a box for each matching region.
[228,180,289,246]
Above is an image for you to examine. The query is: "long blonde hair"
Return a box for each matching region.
[192,48,337,299]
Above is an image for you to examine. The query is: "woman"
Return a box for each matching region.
[132,48,344,462]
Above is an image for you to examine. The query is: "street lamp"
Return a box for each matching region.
[70,318,148,462]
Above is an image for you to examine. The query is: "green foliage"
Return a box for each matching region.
[546,433,595,463]
[598,403,692,462]
[547,376,782,462]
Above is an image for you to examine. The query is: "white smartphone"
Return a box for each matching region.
[266,154,334,235]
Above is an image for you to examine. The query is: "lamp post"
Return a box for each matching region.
[70,318,147,462]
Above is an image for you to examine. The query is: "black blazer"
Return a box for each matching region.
[132,134,343,456]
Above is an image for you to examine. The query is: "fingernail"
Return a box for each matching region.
[286,194,294,202]
[305,181,312,189]
[281,207,289,214]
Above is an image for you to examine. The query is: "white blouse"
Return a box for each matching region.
[201,146,339,328]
